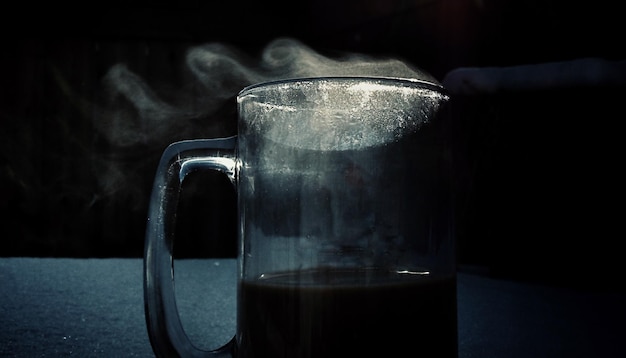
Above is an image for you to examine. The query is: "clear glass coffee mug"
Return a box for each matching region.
[144,77,456,358]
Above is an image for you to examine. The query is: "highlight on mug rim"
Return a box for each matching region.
[238,76,447,98]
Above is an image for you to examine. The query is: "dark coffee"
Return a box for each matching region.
[237,268,457,358]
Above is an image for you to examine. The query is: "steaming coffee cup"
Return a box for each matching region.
[144,76,456,357]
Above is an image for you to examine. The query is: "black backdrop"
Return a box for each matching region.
[2,0,624,290]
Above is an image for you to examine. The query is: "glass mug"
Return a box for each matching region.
[144,76,456,357]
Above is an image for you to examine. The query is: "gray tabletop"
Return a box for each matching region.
[1,258,624,357]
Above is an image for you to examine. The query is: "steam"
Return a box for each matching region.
[97,37,436,148]
[186,37,437,95]
[92,37,438,206]
[99,64,182,147]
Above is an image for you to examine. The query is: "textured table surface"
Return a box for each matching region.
[1,258,624,357]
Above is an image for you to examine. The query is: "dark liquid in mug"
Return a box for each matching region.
[237,268,457,358]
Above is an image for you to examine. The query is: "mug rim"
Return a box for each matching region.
[238,76,446,97]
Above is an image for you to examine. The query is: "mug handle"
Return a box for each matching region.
[144,137,237,358]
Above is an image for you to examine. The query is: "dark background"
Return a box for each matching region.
[2,0,624,290]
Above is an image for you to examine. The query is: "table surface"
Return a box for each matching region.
[1,258,624,357]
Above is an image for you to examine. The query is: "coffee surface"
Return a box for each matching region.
[237,268,457,358]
